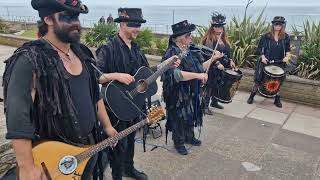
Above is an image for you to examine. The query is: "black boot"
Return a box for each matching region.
[185,138,202,146]
[247,92,256,104]
[123,167,148,180]
[210,98,224,109]
[174,144,188,155]
[204,108,213,115]
[274,95,282,108]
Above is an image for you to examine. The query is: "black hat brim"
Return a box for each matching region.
[114,17,146,23]
[31,0,88,17]
[272,20,286,24]
[171,24,196,38]
[59,3,89,14]
[212,22,226,26]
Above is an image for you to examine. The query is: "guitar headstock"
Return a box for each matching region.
[147,105,165,124]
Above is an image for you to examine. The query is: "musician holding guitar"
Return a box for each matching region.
[2,0,118,179]
[96,8,180,180]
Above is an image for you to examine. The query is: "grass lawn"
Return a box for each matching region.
[21,30,37,39]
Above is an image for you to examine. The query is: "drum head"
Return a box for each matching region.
[264,65,285,75]
[225,69,241,76]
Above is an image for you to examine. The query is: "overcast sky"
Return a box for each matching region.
[1,0,320,6]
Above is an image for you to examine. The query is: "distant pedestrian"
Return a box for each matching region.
[107,13,113,23]
[99,16,106,24]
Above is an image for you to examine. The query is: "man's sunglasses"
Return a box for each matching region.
[127,22,142,28]
[184,32,192,37]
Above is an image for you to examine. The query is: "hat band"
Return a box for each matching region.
[38,7,64,17]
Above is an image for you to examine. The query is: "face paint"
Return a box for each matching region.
[58,13,80,23]
[127,22,142,28]
[53,13,81,43]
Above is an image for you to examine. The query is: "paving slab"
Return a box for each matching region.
[175,152,246,180]
[295,104,320,119]
[210,134,269,163]
[247,108,289,125]
[283,112,320,139]
[272,129,320,156]
[255,143,318,180]
[233,91,266,104]
[228,118,280,143]
[258,98,297,114]
[213,100,256,119]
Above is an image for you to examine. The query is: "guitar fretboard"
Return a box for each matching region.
[129,52,185,97]
[76,119,148,162]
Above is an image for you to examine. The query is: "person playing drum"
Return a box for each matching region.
[201,12,236,115]
[247,16,291,108]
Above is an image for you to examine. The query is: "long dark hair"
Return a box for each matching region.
[201,26,230,46]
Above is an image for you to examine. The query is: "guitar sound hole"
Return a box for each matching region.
[58,155,78,175]
[137,80,148,93]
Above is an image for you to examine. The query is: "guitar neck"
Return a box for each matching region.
[76,119,149,162]
[147,64,171,84]
[147,52,184,84]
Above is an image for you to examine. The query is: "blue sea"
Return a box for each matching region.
[1,3,320,33]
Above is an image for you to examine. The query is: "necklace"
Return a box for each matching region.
[44,38,71,59]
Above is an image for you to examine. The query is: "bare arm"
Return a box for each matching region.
[96,99,118,137]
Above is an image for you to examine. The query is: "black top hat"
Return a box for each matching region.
[114,8,146,23]
[31,0,88,18]
[171,20,196,38]
[211,12,226,26]
[272,16,286,24]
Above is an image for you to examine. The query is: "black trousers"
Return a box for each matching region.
[109,120,136,180]
[171,113,195,146]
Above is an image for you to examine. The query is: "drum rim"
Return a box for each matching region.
[224,68,243,77]
[214,96,232,103]
[257,87,277,98]
[264,65,285,77]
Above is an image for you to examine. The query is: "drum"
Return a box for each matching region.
[214,69,243,103]
[258,65,285,98]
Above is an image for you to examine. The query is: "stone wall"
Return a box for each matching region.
[1,33,319,107]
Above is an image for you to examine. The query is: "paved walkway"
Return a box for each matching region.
[1,45,320,179]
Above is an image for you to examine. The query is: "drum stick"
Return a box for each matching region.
[205,32,223,74]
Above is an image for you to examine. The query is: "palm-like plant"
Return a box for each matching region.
[226,5,270,67]
[84,22,118,48]
[295,20,320,80]
[135,28,154,49]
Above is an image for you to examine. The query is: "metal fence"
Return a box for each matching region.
[0,14,171,34]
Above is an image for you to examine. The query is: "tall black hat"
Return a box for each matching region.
[272,16,286,24]
[211,12,226,26]
[31,0,88,18]
[171,20,196,38]
[114,8,146,23]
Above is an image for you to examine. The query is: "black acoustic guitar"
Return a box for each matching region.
[102,48,187,121]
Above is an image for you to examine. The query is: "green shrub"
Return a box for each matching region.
[84,22,118,48]
[0,18,9,33]
[135,28,154,49]
[294,20,320,80]
[154,38,168,56]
